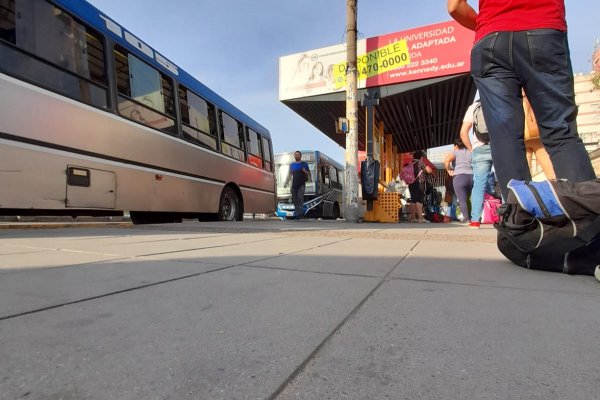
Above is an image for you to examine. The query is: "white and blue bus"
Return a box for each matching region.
[0,0,275,223]
[275,151,344,220]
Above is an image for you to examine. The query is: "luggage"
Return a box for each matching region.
[424,186,443,222]
[495,179,600,275]
[361,157,380,200]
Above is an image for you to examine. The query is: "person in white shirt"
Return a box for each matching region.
[459,101,493,228]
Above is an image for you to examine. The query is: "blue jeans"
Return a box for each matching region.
[471,145,493,222]
[448,194,458,220]
[471,30,595,199]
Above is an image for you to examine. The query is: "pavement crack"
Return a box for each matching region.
[267,249,411,400]
[389,275,600,296]
[0,264,236,322]
[0,237,352,322]
[135,235,293,257]
[243,264,382,279]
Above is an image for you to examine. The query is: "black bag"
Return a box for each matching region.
[361,157,380,200]
[473,101,490,143]
[495,179,600,275]
[424,186,442,222]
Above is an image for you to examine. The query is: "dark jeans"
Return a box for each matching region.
[471,30,595,199]
[291,185,305,218]
[452,173,473,221]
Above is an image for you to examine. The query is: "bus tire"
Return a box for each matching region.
[218,187,242,221]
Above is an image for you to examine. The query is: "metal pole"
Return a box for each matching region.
[363,90,379,212]
[344,0,359,222]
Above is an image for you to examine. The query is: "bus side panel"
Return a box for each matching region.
[0,75,275,214]
[241,187,276,215]
[325,188,343,218]
[0,141,223,213]
[0,75,276,196]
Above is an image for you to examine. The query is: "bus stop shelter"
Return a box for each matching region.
[279,20,477,155]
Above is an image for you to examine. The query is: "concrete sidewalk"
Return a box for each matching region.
[0,220,598,400]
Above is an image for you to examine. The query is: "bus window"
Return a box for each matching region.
[0,0,15,43]
[129,55,164,113]
[305,162,317,194]
[0,0,108,108]
[179,85,217,150]
[275,162,290,196]
[219,111,245,162]
[247,128,263,168]
[114,45,176,135]
[262,137,272,171]
[330,166,338,185]
[332,167,343,189]
[321,164,330,186]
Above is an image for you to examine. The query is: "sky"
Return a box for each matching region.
[87,0,600,165]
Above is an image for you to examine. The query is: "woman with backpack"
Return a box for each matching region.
[401,150,433,223]
[459,100,494,229]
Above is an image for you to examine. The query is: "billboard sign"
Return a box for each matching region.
[279,20,474,101]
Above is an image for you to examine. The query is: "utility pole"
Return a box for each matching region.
[344,0,359,222]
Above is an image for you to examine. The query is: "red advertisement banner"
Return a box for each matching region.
[365,20,474,87]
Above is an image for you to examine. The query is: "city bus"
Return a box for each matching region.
[275,151,344,220]
[0,0,275,224]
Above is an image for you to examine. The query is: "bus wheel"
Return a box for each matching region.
[218,187,241,221]
[332,203,341,220]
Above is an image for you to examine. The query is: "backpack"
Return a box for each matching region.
[495,179,600,275]
[473,101,490,143]
[400,160,422,185]
[361,157,380,200]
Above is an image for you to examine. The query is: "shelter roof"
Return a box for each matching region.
[279,20,477,153]
[282,73,476,153]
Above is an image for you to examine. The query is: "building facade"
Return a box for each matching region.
[531,72,600,179]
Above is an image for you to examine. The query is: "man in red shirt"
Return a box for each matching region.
[447,0,595,199]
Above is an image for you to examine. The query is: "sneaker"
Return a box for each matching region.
[595,266,600,283]
[469,221,480,229]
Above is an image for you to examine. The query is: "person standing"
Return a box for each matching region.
[283,151,311,220]
[459,101,493,228]
[447,0,595,200]
[444,173,459,221]
[523,90,556,180]
[405,150,433,223]
[444,137,474,223]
